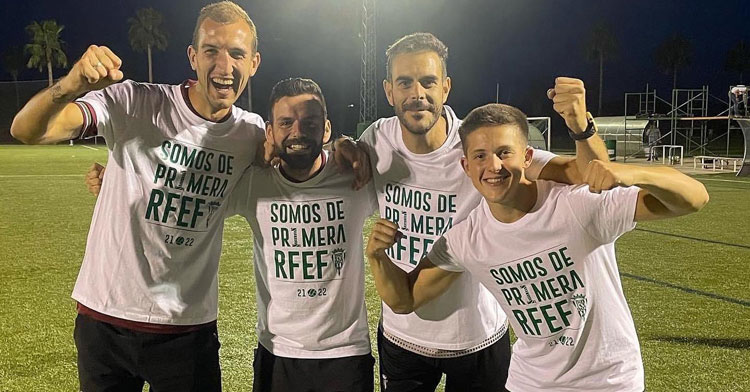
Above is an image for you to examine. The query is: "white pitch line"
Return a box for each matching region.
[695,177,750,184]
[80,145,99,151]
[0,174,82,178]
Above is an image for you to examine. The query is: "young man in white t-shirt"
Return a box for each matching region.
[357,32,609,391]
[222,77,378,391]
[11,3,264,390]
[365,103,709,391]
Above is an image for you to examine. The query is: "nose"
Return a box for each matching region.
[490,154,503,172]
[215,50,233,74]
[290,120,303,137]
[408,82,427,101]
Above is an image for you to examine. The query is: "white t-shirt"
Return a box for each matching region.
[72,80,265,325]
[429,180,644,392]
[226,153,378,358]
[358,106,555,351]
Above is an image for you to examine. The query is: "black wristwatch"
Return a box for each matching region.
[568,112,597,141]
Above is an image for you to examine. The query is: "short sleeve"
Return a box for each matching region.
[426,235,466,273]
[75,80,138,145]
[525,148,556,181]
[356,120,378,147]
[566,185,640,244]
[224,167,255,219]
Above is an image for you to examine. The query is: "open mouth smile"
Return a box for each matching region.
[210,77,235,92]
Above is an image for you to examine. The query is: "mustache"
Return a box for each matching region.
[402,100,436,112]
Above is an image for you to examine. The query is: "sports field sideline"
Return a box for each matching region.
[0,144,748,391]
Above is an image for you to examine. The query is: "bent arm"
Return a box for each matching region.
[368,252,460,314]
[633,167,709,221]
[10,80,84,144]
[11,45,123,144]
[537,132,609,186]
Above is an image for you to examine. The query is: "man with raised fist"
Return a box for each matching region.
[11,2,263,391]
[356,31,608,392]
[365,98,709,391]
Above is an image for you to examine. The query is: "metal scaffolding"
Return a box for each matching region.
[622,85,745,163]
[359,0,377,124]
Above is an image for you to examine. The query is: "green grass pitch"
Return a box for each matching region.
[1,145,748,391]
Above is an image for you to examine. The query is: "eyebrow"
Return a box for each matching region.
[201,43,248,54]
[419,75,439,83]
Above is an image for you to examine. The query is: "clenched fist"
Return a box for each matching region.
[84,162,106,197]
[582,159,637,193]
[547,77,588,134]
[62,45,124,97]
[365,219,402,259]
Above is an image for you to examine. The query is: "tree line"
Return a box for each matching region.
[1,13,750,116]
[1,7,167,108]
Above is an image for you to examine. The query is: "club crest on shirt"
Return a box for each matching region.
[332,248,346,276]
[571,293,588,320]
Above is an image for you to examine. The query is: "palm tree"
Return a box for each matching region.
[2,46,26,108]
[725,40,750,84]
[25,20,67,87]
[654,33,692,90]
[585,22,618,115]
[128,7,168,83]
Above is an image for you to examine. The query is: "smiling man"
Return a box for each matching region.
[224,78,377,392]
[10,2,263,391]
[365,103,709,391]
[357,32,608,392]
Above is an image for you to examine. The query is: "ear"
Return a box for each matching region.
[461,155,470,176]
[323,119,332,145]
[187,45,197,71]
[383,79,395,107]
[523,146,534,168]
[249,51,261,77]
[265,121,274,142]
[442,76,452,104]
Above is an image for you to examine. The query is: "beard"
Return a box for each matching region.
[275,137,323,170]
[394,99,443,135]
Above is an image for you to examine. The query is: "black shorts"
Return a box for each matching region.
[252,343,375,392]
[377,327,511,392]
[74,313,222,392]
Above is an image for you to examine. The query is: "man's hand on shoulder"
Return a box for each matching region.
[332,136,372,190]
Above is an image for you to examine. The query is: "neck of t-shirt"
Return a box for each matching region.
[487,179,538,224]
[181,80,233,123]
[279,152,327,183]
[400,113,448,154]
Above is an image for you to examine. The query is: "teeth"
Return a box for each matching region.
[211,78,233,86]
[485,177,508,184]
[288,144,307,151]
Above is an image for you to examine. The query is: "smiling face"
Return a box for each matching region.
[267,93,331,170]
[187,17,260,119]
[461,124,533,204]
[384,50,451,135]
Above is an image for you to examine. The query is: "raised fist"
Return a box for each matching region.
[547,77,588,134]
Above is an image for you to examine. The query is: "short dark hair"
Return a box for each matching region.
[192,1,258,53]
[458,104,529,151]
[267,78,327,122]
[385,32,448,80]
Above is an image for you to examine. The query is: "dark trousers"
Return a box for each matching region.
[252,343,375,392]
[377,327,511,392]
[74,314,222,392]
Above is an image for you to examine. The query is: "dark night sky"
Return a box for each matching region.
[2,0,749,144]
